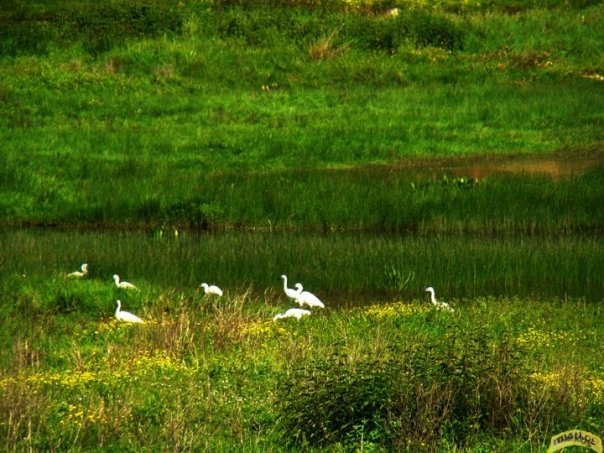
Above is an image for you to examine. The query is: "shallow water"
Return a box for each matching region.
[450,153,603,180]
[366,148,604,180]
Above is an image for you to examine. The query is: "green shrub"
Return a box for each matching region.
[408,9,466,50]
[277,325,531,449]
[210,0,344,11]
[278,356,395,447]
[69,4,184,55]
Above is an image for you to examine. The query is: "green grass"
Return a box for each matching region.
[1,157,603,233]
[1,0,603,228]
[1,228,602,304]
[1,286,602,451]
[1,2,603,449]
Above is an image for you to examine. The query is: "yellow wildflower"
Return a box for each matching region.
[240,319,288,339]
[364,302,428,320]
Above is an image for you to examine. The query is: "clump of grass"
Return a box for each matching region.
[0,2,184,57]
[308,27,348,60]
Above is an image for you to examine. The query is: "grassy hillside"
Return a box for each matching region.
[0,0,603,229]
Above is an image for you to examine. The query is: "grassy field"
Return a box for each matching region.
[1,284,603,451]
[1,0,603,450]
[0,0,603,229]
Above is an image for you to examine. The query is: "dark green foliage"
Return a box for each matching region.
[139,198,224,229]
[479,0,602,13]
[276,313,600,450]
[277,325,530,449]
[341,8,467,53]
[0,18,58,56]
[0,2,184,56]
[407,9,466,50]
[279,356,396,447]
[198,6,466,52]
[0,1,466,57]
[66,4,184,55]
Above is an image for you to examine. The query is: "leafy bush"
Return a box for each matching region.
[341,9,466,53]
[278,356,395,447]
[277,326,531,449]
[65,4,184,55]
[210,0,345,11]
[205,7,468,53]
[408,9,466,50]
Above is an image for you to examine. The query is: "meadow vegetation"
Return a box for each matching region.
[0,0,603,229]
[0,281,602,451]
[1,229,602,304]
[1,0,603,450]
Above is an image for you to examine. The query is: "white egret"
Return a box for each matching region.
[293,283,325,309]
[68,263,88,278]
[200,283,223,297]
[280,275,299,300]
[115,299,143,323]
[113,274,139,290]
[273,307,311,321]
[425,287,454,312]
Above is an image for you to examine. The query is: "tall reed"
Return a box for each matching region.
[1,228,602,304]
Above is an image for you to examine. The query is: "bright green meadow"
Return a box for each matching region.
[0,0,603,228]
[1,0,603,451]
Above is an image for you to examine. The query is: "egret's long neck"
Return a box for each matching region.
[282,276,288,291]
[429,291,436,303]
[116,301,121,313]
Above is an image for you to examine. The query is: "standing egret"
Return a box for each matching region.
[115,299,143,323]
[113,274,138,290]
[273,307,311,321]
[200,283,223,297]
[425,287,454,312]
[280,275,300,300]
[68,263,88,278]
[293,283,325,309]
